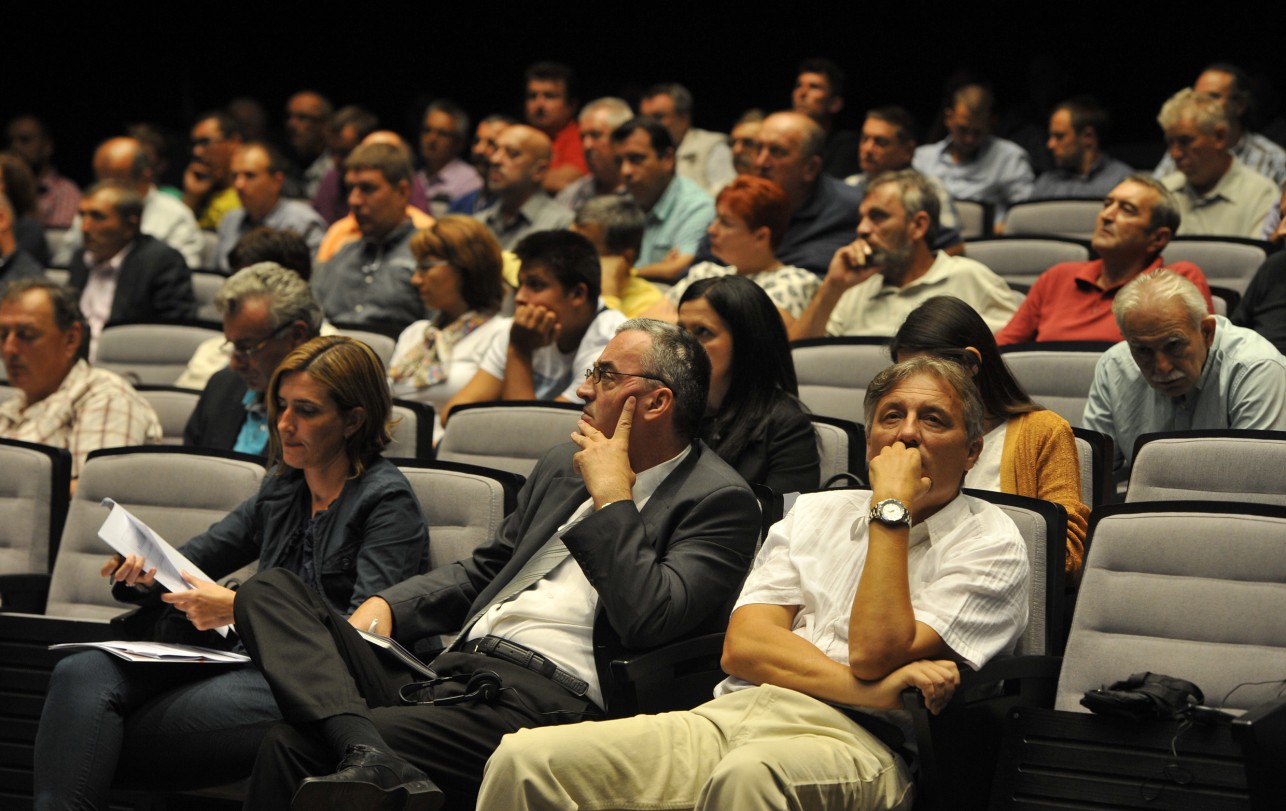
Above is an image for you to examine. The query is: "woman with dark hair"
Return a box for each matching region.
[388,215,508,442]
[891,296,1088,577]
[0,153,52,265]
[34,336,430,809]
[678,274,820,493]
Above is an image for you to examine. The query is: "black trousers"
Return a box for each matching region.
[234,569,605,811]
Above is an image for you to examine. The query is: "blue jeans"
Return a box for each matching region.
[33,650,280,810]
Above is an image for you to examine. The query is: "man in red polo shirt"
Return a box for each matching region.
[524,62,588,195]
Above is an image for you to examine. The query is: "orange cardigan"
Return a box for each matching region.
[1000,409,1089,580]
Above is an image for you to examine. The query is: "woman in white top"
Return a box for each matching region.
[387,216,507,443]
[646,176,819,327]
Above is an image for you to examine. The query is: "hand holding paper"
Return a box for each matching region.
[161,572,237,631]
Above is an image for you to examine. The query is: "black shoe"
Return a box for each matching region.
[291,744,444,811]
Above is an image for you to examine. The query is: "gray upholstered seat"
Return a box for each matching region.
[791,338,891,424]
[43,448,265,620]
[436,401,582,478]
[385,399,435,461]
[334,328,397,368]
[396,461,521,570]
[96,323,224,387]
[136,386,201,446]
[1000,342,1115,426]
[1125,430,1286,505]
[810,416,865,488]
[1003,199,1104,240]
[954,199,994,240]
[1163,237,1269,294]
[190,270,226,322]
[0,440,71,611]
[963,237,1092,287]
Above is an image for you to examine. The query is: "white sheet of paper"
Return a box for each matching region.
[50,640,249,663]
[97,498,230,636]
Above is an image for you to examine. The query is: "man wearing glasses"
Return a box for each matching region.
[184,263,322,454]
[229,318,759,810]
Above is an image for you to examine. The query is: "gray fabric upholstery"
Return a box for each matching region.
[191,270,225,322]
[385,401,433,461]
[954,200,992,240]
[398,465,509,570]
[96,324,224,387]
[137,387,201,446]
[1002,349,1107,426]
[0,442,67,576]
[1126,433,1286,505]
[1163,239,1268,294]
[44,450,265,620]
[1056,507,1286,715]
[963,238,1091,287]
[811,417,863,488]
[1003,200,1103,240]
[792,340,891,425]
[334,328,396,368]
[436,403,581,478]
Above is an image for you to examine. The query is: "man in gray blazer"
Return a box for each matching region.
[233,319,760,810]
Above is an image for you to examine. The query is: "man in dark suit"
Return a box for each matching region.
[183,262,322,454]
[231,319,760,810]
[68,180,196,358]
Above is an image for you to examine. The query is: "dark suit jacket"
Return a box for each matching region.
[379,439,759,713]
[68,234,197,325]
[184,367,250,451]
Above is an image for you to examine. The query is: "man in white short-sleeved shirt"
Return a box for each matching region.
[477,355,1030,810]
[447,229,625,414]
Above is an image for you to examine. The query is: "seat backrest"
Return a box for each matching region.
[1003,199,1103,240]
[44,447,265,620]
[191,270,227,322]
[1126,430,1286,504]
[1000,343,1115,426]
[136,386,202,446]
[334,328,397,368]
[385,400,435,461]
[1071,427,1113,507]
[1162,237,1269,294]
[963,238,1091,286]
[1057,503,1286,714]
[954,200,994,240]
[396,461,521,570]
[436,401,582,477]
[0,440,71,576]
[791,338,891,424]
[809,416,865,488]
[96,323,224,386]
[964,489,1067,657]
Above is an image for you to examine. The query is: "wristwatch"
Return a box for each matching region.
[869,498,912,529]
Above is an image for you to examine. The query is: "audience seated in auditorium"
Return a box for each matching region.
[227,319,759,810]
[183,111,243,231]
[5,114,80,228]
[690,111,863,275]
[68,181,197,358]
[650,175,818,328]
[997,174,1212,345]
[729,109,765,177]
[184,262,323,454]
[311,142,427,334]
[0,154,52,266]
[445,229,626,415]
[417,99,484,218]
[0,279,161,480]
[1084,269,1286,474]
[285,90,334,201]
[611,118,715,282]
[894,295,1089,578]
[312,105,380,226]
[845,106,964,253]
[0,193,44,284]
[524,61,587,194]
[791,169,1016,339]
[1157,88,1278,238]
[1031,96,1134,201]
[33,336,428,810]
[641,83,735,196]
[473,124,573,251]
[792,57,860,178]
[1154,63,1286,187]
[78,137,204,268]
[215,142,325,270]
[570,196,663,318]
[448,114,516,216]
[476,355,1028,811]
[556,98,632,213]
[913,83,1034,224]
[388,216,508,442]
[678,274,820,493]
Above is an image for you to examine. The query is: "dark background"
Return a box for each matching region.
[7,8,1282,186]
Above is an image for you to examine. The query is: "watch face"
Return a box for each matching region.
[879,502,901,520]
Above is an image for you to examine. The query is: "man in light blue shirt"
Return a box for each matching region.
[215,143,326,270]
[1083,269,1286,474]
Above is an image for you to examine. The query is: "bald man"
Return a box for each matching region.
[474,124,574,249]
[688,111,863,274]
[59,137,204,268]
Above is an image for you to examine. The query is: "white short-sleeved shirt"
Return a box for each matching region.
[716,489,1029,701]
[478,304,627,402]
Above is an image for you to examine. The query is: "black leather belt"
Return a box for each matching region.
[461,636,589,697]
